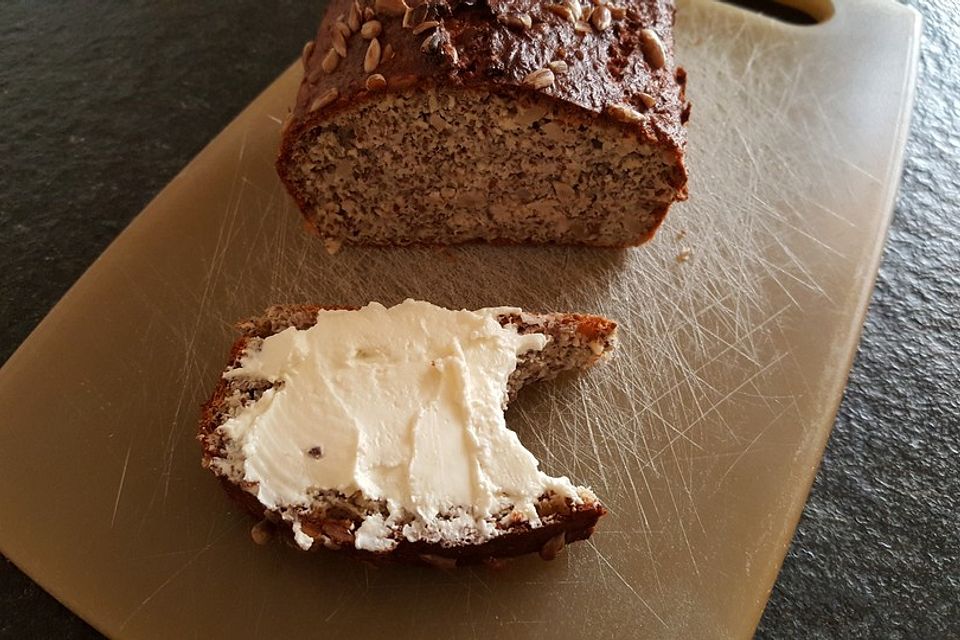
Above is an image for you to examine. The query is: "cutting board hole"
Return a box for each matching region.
[715,0,831,24]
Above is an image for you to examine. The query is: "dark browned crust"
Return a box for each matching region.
[198,304,614,566]
[276,0,688,247]
[217,477,604,566]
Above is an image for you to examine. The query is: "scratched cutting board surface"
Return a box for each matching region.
[0,0,919,637]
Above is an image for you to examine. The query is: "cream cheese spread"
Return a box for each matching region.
[219,299,580,551]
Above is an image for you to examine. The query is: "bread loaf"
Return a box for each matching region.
[277,0,688,249]
[199,303,616,566]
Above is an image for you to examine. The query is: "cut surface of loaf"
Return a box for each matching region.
[277,0,688,249]
[199,301,616,566]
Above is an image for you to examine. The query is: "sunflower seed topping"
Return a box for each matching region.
[375,0,408,17]
[365,73,387,90]
[332,29,348,57]
[321,47,340,73]
[412,20,440,34]
[364,37,382,73]
[301,40,315,67]
[546,4,575,22]
[499,13,532,30]
[640,28,666,69]
[309,87,339,112]
[334,20,352,39]
[361,19,382,38]
[522,67,555,90]
[348,1,362,32]
[590,5,611,30]
[606,102,644,123]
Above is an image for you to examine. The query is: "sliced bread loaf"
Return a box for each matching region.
[277,0,688,249]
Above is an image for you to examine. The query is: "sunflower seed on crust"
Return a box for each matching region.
[348,0,362,32]
[638,92,656,109]
[412,20,440,35]
[383,43,395,61]
[321,47,340,73]
[360,19,382,39]
[590,4,611,31]
[522,67,555,90]
[375,0,408,17]
[499,13,533,30]
[334,20,352,39]
[364,37,382,73]
[546,4,575,22]
[606,102,644,123]
[640,28,666,69]
[565,0,583,21]
[309,87,339,112]
[365,73,387,90]
[548,59,568,74]
[332,30,348,58]
[301,40,315,67]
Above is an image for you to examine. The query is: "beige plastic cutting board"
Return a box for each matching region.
[0,0,919,637]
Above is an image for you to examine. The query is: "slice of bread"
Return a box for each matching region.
[199,304,616,566]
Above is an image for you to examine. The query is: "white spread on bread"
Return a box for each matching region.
[219,299,580,551]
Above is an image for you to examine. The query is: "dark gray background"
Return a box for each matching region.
[0,1,956,638]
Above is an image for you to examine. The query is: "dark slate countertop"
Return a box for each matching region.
[1,1,957,638]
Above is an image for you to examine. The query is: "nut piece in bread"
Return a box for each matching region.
[279,0,689,248]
